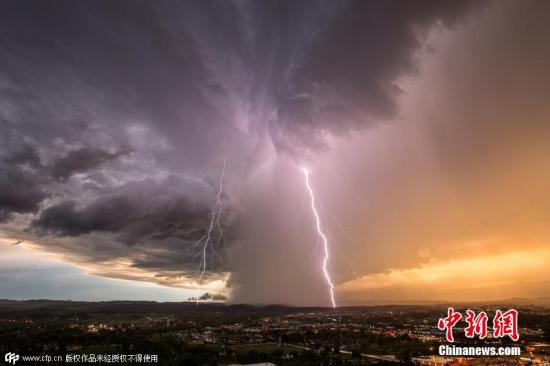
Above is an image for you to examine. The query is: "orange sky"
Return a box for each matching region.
[337,246,550,303]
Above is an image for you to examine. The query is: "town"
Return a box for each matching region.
[0,300,548,365]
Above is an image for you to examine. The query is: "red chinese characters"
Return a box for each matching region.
[438,307,462,342]
[493,309,519,341]
[464,309,488,339]
[438,307,519,342]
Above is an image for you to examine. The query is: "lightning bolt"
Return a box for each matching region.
[301,167,337,308]
[195,158,226,304]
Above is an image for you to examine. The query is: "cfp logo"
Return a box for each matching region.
[4,352,19,364]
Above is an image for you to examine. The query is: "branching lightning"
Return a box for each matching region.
[301,167,337,308]
[195,158,226,303]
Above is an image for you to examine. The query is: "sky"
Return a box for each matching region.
[1,0,550,306]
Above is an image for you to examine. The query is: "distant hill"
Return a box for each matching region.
[0,300,309,320]
[0,298,547,321]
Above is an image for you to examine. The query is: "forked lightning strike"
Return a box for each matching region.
[195,158,226,303]
[301,167,337,308]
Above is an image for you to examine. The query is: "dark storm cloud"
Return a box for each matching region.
[2,0,474,155]
[2,144,42,168]
[31,199,134,237]
[0,166,48,222]
[261,0,475,153]
[0,0,477,293]
[31,177,214,244]
[28,175,232,283]
[0,144,47,222]
[198,292,227,301]
[50,147,131,181]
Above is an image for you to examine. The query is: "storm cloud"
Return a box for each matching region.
[0,0,481,301]
[31,177,215,243]
[50,147,131,181]
[0,164,48,222]
[0,144,48,222]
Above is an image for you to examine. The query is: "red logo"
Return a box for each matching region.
[438,307,462,342]
[464,309,488,339]
[438,307,519,342]
[493,309,519,341]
